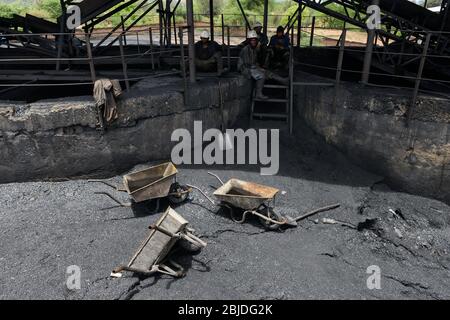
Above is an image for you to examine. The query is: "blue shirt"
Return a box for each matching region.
[269,34,290,49]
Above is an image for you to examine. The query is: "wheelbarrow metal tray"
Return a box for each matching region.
[127,207,188,272]
[123,162,177,203]
[213,178,279,210]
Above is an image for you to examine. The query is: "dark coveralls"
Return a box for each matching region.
[194,40,223,73]
[269,34,290,70]
[238,43,287,98]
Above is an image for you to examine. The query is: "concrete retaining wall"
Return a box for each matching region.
[295,81,450,204]
[0,75,252,182]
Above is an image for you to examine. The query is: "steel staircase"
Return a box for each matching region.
[250,47,294,134]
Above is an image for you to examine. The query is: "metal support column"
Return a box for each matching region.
[209,0,214,41]
[263,0,269,36]
[227,26,231,70]
[84,33,96,83]
[119,34,130,91]
[179,27,188,104]
[362,0,379,84]
[336,29,346,86]
[297,2,302,47]
[149,27,155,70]
[236,0,251,30]
[186,0,196,83]
[309,16,315,47]
[166,0,172,46]
[333,28,346,114]
[56,0,66,71]
[407,32,431,125]
[289,45,294,135]
[158,0,164,47]
[121,16,127,45]
[221,14,225,44]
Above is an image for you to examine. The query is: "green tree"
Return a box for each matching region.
[0,1,25,18]
[36,0,62,19]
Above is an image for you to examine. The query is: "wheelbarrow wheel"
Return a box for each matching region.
[168,182,190,204]
[258,206,283,231]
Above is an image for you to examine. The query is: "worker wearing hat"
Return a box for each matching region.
[268,25,291,70]
[253,21,268,46]
[238,31,288,100]
[194,30,224,75]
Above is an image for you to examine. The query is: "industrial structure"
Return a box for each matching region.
[1,0,450,125]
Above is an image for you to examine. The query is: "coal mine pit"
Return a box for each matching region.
[1,0,450,303]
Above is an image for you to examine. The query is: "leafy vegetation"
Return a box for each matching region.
[0,0,366,30]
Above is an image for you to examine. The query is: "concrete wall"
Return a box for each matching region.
[295,81,450,204]
[0,76,252,182]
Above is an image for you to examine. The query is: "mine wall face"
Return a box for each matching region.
[0,76,252,183]
[295,81,450,204]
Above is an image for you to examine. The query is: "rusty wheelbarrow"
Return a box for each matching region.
[188,172,298,230]
[111,206,207,278]
[90,162,191,211]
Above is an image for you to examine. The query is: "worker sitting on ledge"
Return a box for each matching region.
[269,26,290,70]
[195,30,224,76]
[239,21,269,48]
[238,30,289,100]
[253,21,269,46]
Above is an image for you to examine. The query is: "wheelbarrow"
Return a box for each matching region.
[111,206,207,278]
[90,162,191,211]
[188,172,298,230]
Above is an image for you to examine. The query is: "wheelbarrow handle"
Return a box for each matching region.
[112,264,183,278]
[185,184,216,205]
[112,265,158,276]
[294,203,341,222]
[88,179,126,192]
[207,172,225,186]
[167,187,192,197]
[94,192,131,207]
[149,224,178,238]
[247,210,288,225]
[183,231,207,248]
[149,224,207,248]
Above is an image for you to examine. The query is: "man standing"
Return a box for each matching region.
[194,30,224,75]
[238,31,288,100]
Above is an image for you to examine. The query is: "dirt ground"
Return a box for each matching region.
[85,25,367,47]
[0,119,449,300]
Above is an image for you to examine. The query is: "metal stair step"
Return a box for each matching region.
[263,84,288,89]
[253,98,288,103]
[252,112,288,119]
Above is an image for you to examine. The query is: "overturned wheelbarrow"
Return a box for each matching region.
[90,162,191,211]
[188,172,298,230]
[112,207,206,278]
